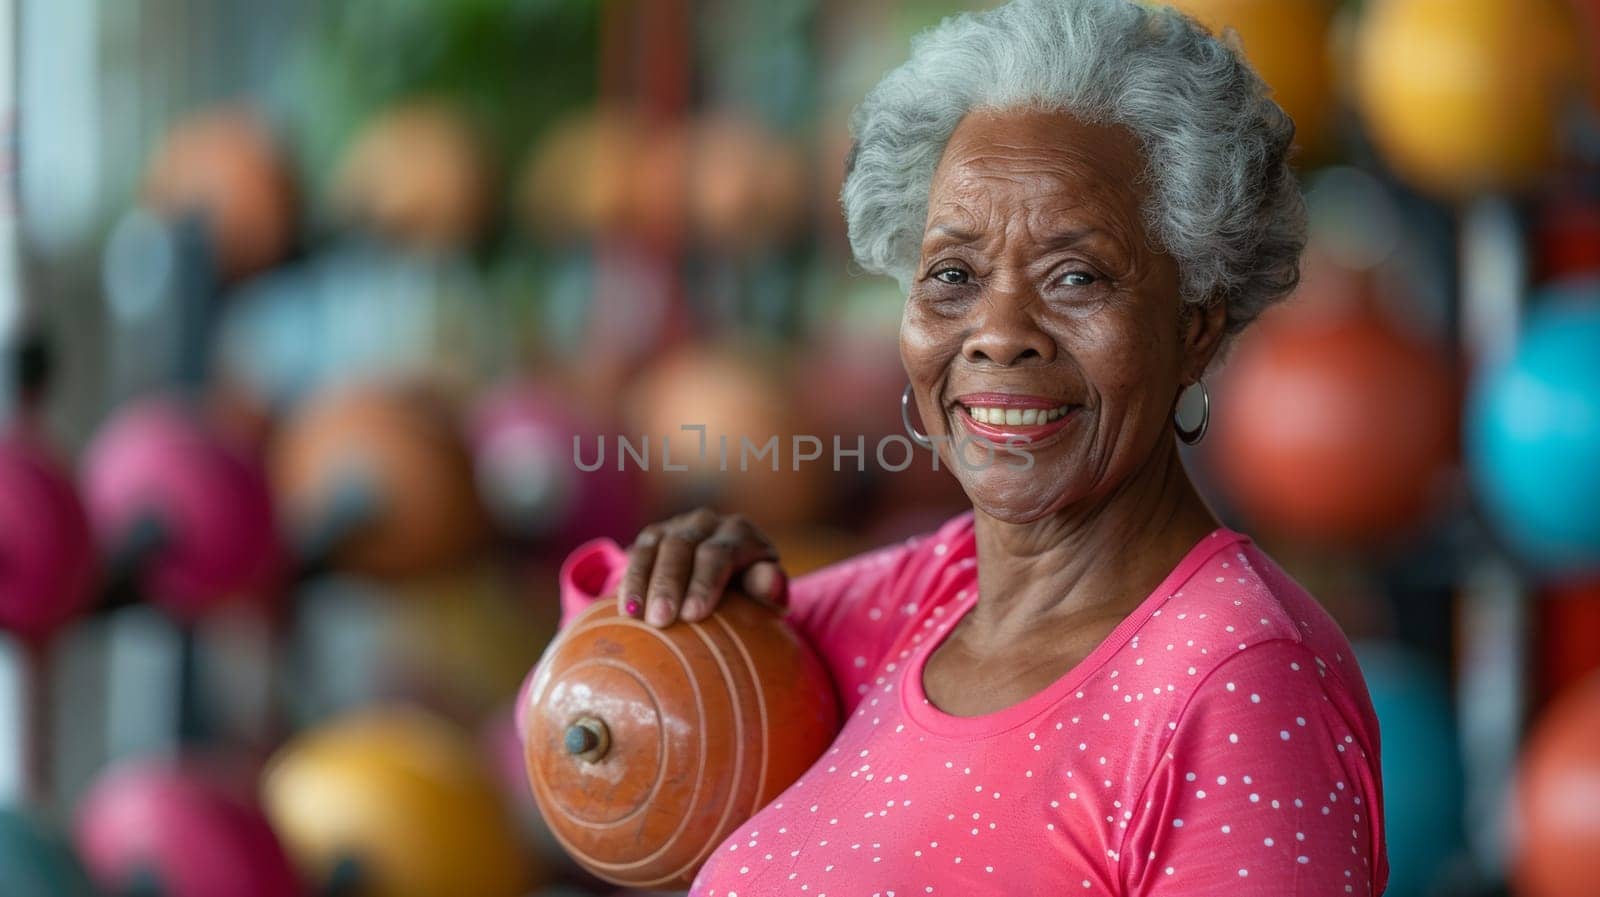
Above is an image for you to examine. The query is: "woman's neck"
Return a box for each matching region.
[966,441,1220,648]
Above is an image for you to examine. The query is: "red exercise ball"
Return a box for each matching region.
[143,106,297,281]
[1514,672,1600,897]
[1537,198,1600,282]
[0,429,95,643]
[1208,283,1458,543]
[82,397,284,619]
[1537,580,1600,705]
[76,757,304,897]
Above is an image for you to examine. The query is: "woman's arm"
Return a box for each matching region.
[1120,639,1388,896]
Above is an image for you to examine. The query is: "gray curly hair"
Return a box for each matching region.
[842,0,1306,345]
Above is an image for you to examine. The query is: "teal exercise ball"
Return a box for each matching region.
[1355,641,1464,897]
[1467,288,1600,575]
[0,806,99,897]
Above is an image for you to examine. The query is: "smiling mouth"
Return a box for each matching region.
[960,404,1074,426]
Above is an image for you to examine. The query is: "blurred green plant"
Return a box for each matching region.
[277,0,602,229]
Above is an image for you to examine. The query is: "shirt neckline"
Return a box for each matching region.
[901,527,1251,739]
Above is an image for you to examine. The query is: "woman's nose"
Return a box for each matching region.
[961,292,1056,366]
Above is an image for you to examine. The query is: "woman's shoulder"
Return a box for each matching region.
[1132,534,1372,706]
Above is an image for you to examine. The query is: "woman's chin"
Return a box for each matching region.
[957,472,1080,525]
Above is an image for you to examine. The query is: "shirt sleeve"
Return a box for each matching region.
[1121,639,1388,897]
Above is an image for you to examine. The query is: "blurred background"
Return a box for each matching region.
[0,0,1596,895]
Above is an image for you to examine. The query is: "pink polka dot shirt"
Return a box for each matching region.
[548,514,1388,895]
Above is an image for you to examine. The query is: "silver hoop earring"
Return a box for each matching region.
[1174,380,1210,446]
[901,383,934,450]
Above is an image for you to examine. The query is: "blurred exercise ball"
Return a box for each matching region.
[1537,199,1600,282]
[263,706,533,897]
[0,431,95,642]
[1514,672,1600,897]
[1467,295,1600,574]
[520,108,641,241]
[379,565,557,721]
[76,758,303,897]
[468,379,643,555]
[521,593,838,888]
[1538,580,1600,702]
[624,347,826,528]
[796,294,912,447]
[815,118,854,250]
[273,378,487,579]
[0,807,98,897]
[769,527,867,577]
[143,106,297,280]
[688,116,808,250]
[82,397,284,618]
[1166,0,1336,155]
[1355,641,1464,897]
[1209,294,1458,543]
[627,122,693,246]
[1354,0,1584,197]
[335,101,492,251]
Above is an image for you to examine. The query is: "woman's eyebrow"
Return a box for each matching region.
[922,223,983,247]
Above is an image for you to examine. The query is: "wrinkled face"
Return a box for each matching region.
[901,107,1214,523]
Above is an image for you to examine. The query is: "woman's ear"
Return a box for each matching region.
[1180,297,1229,381]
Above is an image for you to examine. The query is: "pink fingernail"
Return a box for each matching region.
[624,597,642,616]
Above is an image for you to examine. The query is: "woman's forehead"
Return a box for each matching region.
[932,111,1145,201]
[926,110,1150,249]
[938,108,1145,177]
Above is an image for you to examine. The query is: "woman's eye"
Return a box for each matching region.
[934,267,969,285]
[1060,270,1097,287]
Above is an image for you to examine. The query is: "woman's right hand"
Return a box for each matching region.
[619,508,788,627]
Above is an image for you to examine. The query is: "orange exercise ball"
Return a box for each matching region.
[263,706,535,897]
[1165,0,1337,156]
[334,101,493,251]
[519,108,643,241]
[520,592,838,888]
[1208,284,1458,543]
[1514,672,1600,897]
[1353,0,1585,198]
[626,120,694,246]
[688,115,809,251]
[143,106,297,280]
[272,378,487,579]
[623,346,827,528]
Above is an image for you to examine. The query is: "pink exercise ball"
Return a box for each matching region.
[82,396,284,619]
[0,429,96,642]
[469,379,643,557]
[76,757,304,897]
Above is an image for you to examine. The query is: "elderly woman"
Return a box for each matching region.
[553,0,1387,893]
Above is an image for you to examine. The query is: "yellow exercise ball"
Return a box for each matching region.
[1354,0,1584,198]
[262,706,535,897]
[1164,0,1337,156]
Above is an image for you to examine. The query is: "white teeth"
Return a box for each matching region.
[963,404,1073,425]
